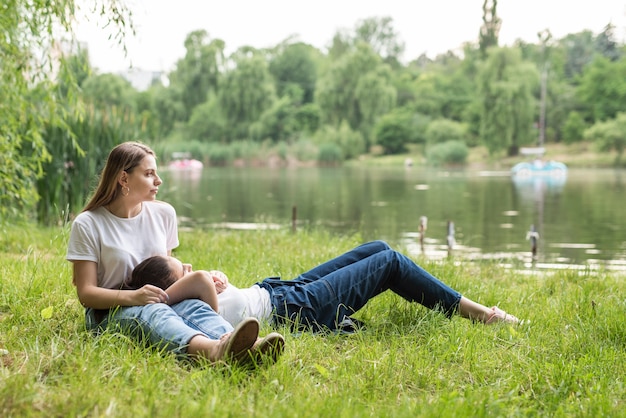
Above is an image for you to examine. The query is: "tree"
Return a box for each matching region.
[374,110,413,154]
[576,56,626,123]
[0,0,132,219]
[425,119,467,145]
[149,84,186,138]
[585,113,626,165]
[479,0,501,59]
[82,73,137,111]
[168,30,225,121]
[218,48,276,141]
[354,16,405,65]
[595,23,622,62]
[316,43,396,146]
[562,111,587,143]
[268,42,318,104]
[327,16,405,65]
[186,96,226,143]
[558,30,597,79]
[477,47,538,155]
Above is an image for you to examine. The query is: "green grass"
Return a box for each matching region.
[1,224,625,417]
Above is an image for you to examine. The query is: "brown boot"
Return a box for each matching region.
[214,317,259,363]
[248,332,285,366]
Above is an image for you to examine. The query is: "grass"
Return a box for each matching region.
[1,223,625,417]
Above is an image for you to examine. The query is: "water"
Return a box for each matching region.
[159,166,626,273]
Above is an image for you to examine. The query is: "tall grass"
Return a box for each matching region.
[0,225,624,417]
[37,105,149,225]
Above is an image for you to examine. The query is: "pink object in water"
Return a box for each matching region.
[168,159,203,170]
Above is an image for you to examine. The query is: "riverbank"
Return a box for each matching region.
[352,141,621,170]
[0,225,624,416]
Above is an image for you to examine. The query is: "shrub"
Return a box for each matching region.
[425,119,467,145]
[562,111,587,144]
[425,140,469,166]
[317,142,343,165]
[206,144,234,166]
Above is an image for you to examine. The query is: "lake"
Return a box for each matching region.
[159,166,626,273]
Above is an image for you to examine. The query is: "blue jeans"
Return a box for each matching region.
[85,299,233,355]
[258,241,462,332]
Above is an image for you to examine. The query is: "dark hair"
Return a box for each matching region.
[124,255,177,290]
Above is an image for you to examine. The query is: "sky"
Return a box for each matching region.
[75,0,626,74]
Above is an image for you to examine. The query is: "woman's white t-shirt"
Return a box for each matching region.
[217,284,272,327]
[66,201,179,289]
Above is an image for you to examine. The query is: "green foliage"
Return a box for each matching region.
[82,73,137,111]
[218,50,277,141]
[294,103,322,133]
[562,111,587,144]
[425,119,467,145]
[37,106,149,224]
[576,56,626,123]
[425,140,469,166]
[317,142,344,165]
[292,139,319,162]
[316,43,396,145]
[314,122,365,160]
[353,16,405,62]
[206,143,234,166]
[0,0,132,221]
[479,0,501,58]
[374,110,414,154]
[186,97,226,143]
[250,96,299,143]
[585,112,626,165]
[477,47,539,156]
[1,225,625,416]
[268,42,318,104]
[149,84,186,138]
[230,140,263,161]
[168,30,225,121]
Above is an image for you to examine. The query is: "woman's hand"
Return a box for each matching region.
[208,270,229,293]
[135,284,170,305]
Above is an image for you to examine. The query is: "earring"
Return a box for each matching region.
[122,186,130,197]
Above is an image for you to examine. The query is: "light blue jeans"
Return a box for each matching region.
[85,299,233,355]
[258,240,462,332]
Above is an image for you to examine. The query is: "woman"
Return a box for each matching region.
[133,241,521,332]
[66,141,284,365]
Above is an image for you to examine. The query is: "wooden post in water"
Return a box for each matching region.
[419,216,427,254]
[292,205,297,233]
[447,221,455,258]
[526,224,539,260]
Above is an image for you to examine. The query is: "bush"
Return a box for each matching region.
[425,119,467,145]
[314,122,365,160]
[317,142,343,165]
[374,112,411,154]
[293,138,319,162]
[562,111,587,144]
[206,144,234,166]
[230,140,261,160]
[425,140,469,166]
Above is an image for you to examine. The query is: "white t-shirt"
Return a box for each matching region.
[66,201,179,289]
[217,284,272,327]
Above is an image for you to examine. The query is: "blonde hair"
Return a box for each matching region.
[83,141,156,212]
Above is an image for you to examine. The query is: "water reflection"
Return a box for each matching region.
[160,167,626,273]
